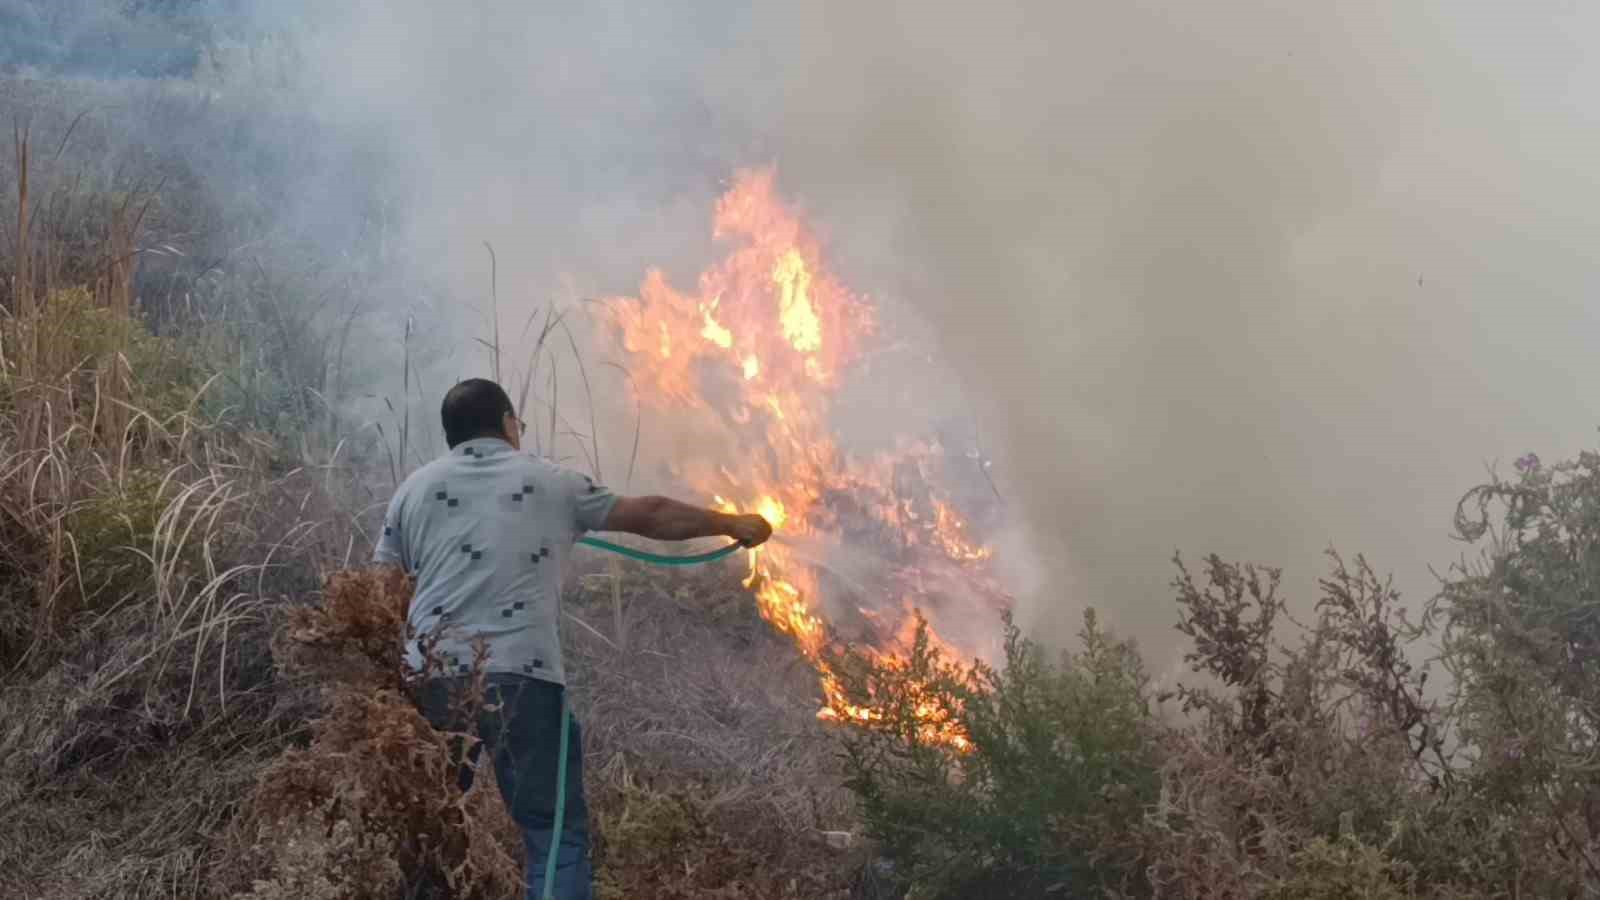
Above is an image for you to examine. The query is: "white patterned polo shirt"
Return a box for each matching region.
[373,437,617,685]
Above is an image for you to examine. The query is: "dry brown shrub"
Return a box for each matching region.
[224,566,522,899]
[236,819,404,900]
[229,559,859,900]
[275,565,413,686]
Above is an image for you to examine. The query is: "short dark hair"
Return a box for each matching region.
[441,378,514,447]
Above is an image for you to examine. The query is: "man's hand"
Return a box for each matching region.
[726,513,773,548]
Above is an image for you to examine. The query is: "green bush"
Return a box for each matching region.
[0,286,202,432]
[64,466,168,614]
[1268,833,1416,900]
[838,443,1600,898]
[836,611,1159,899]
[1427,451,1600,894]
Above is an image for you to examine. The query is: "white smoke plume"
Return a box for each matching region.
[12,1,1600,668]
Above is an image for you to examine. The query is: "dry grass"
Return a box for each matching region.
[214,557,864,900]
[0,437,336,898]
[0,368,863,899]
[0,89,856,900]
[0,377,862,899]
[564,560,860,899]
[213,558,861,900]
[0,244,864,898]
[0,180,394,895]
[0,411,861,898]
[0,330,376,897]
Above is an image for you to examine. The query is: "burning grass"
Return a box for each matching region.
[601,169,1009,745]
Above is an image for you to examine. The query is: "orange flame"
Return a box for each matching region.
[603,168,1005,749]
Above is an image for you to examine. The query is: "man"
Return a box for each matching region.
[374,378,771,900]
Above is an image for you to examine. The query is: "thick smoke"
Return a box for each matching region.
[706,2,1600,668]
[11,2,1600,669]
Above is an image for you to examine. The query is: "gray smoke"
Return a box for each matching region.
[705,1,1600,671]
[12,2,1600,671]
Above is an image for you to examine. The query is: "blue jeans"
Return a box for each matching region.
[417,674,592,900]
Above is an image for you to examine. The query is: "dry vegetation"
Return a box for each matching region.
[5,64,1600,900]
[837,537,1600,899]
[0,292,861,898]
[0,111,860,899]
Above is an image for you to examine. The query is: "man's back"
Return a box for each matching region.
[374,437,616,684]
[382,377,768,900]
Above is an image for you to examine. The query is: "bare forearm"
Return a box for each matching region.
[606,495,736,541]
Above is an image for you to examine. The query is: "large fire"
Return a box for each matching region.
[603,169,1008,749]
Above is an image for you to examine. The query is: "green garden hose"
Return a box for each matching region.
[543,535,742,898]
[543,699,571,899]
[576,536,743,566]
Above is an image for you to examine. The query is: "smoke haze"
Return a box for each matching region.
[10,2,1600,668]
[710,2,1600,667]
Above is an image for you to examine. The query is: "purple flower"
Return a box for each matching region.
[1515,453,1540,473]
